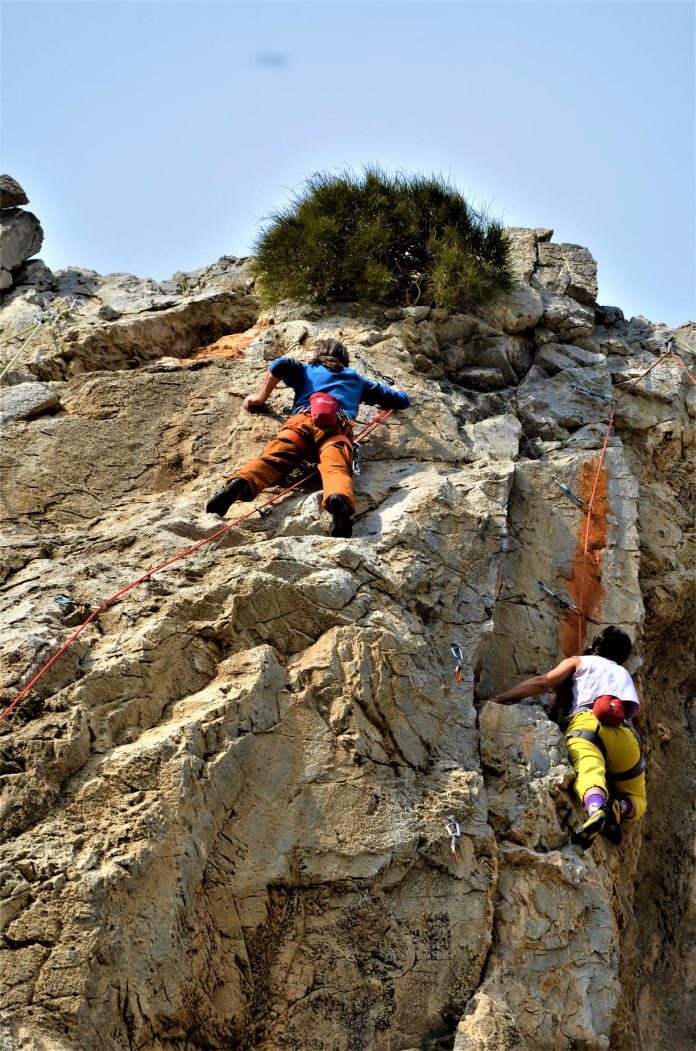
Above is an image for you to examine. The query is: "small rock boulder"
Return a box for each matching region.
[0,177,45,291]
[0,175,29,208]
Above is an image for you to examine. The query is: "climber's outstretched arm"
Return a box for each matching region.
[244,371,281,411]
[476,656,580,709]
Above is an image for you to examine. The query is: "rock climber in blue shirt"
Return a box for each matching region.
[206,339,410,537]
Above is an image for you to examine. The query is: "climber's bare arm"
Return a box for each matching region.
[475,656,580,709]
[243,371,281,411]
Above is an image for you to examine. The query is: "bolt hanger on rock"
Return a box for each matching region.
[450,642,464,684]
[443,816,462,863]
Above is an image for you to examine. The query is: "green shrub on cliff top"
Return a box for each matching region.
[252,168,512,311]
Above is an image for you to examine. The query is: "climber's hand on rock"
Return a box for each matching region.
[243,395,266,412]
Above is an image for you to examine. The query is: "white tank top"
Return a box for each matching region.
[571,655,641,720]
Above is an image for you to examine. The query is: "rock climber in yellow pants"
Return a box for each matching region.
[476,626,647,850]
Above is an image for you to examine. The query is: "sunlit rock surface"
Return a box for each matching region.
[1,230,694,1051]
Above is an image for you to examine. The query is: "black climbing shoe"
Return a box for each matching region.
[206,477,251,516]
[600,798,623,846]
[570,808,606,850]
[327,494,353,538]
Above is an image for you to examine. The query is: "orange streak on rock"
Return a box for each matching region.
[181,320,273,362]
[560,458,609,657]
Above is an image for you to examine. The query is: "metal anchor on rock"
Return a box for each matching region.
[450,642,464,684]
[444,815,462,863]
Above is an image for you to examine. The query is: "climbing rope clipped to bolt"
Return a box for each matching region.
[0,409,395,724]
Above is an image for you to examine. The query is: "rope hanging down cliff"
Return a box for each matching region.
[0,409,395,724]
[531,341,696,652]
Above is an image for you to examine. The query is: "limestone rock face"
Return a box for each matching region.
[0,176,30,209]
[0,233,694,1051]
[0,178,44,291]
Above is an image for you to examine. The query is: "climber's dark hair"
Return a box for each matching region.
[586,626,633,665]
[310,339,350,373]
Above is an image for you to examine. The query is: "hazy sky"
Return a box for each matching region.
[2,0,694,325]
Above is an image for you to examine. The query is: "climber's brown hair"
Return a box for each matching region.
[310,339,350,373]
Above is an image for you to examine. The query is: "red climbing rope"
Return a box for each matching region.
[0,409,395,724]
[573,345,696,651]
[671,351,696,387]
[613,347,676,403]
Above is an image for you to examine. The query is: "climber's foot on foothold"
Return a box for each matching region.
[206,477,251,516]
[600,798,623,846]
[327,494,353,538]
[570,808,606,850]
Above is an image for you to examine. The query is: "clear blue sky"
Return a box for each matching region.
[2,1,694,325]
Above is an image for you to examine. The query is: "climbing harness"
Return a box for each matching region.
[565,721,647,781]
[450,643,464,684]
[443,816,462,863]
[0,408,395,723]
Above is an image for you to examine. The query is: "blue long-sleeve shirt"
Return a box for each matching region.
[268,358,410,420]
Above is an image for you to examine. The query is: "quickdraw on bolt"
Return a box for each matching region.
[570,383,614,402]
[552,478,592,512]
[54,594,94,614]
[444,815,462,863]
[450,642,464,684]
[54,595,76,607]
[537,580,580,614]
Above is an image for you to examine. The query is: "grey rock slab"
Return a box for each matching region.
[460,413,522,462]
[534,341,605,375]
[538,290,595,339]
[7,258,55,293]
[480,282,545,334]
[515,366,613,434]
[0,175,29,208]
[533,242,598,306]
[454,366,509,391]
[0,209,44,274]
[442,334,519,383]
[0,381,61,421]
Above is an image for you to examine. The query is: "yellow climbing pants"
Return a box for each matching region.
[564,711,647,820]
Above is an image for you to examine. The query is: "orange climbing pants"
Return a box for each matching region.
[228,412,356,510]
